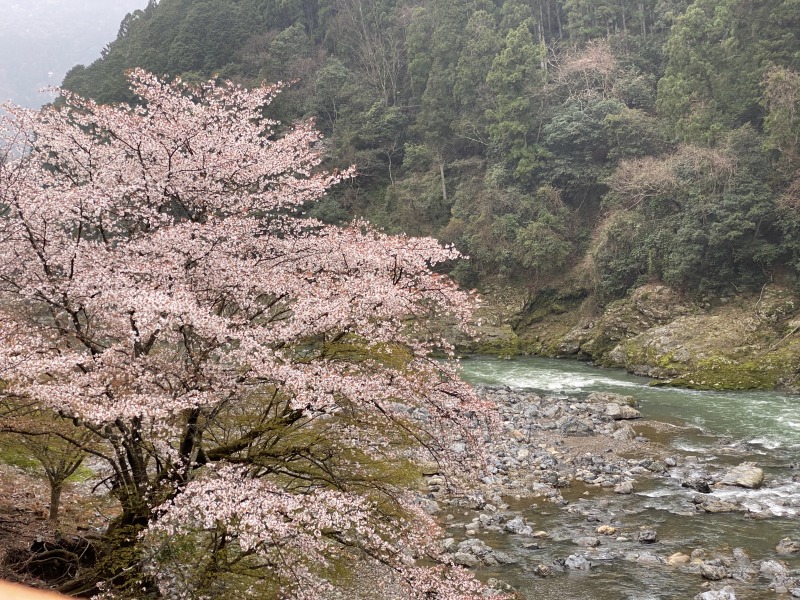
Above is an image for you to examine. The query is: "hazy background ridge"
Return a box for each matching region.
[0,0,145,107]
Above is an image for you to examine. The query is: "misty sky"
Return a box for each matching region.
[0,0,146,107]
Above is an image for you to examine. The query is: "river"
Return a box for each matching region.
[456,356,800,599]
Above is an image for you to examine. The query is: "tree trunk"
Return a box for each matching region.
[556,4,563,38]
[438,157,447,204]
[49,480,63,523]
[639,1,646,37]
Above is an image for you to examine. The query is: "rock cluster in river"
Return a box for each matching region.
[666,458,800,518]
[433,387,649,507]
[425,385,800,599]
[443,537,517,568]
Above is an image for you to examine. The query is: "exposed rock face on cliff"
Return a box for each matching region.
[495,283,800,390]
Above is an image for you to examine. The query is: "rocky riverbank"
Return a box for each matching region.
[472,282,800,391]
[428,386,800,599]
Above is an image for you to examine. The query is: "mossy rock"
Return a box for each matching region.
[644,343,800,390]
[516,287,589,328]
[475,326,520,358]
[514,287,590,357]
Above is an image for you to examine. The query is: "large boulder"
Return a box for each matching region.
[721,463,764,489]
[452,538,505,568]
[759,559,788,580]
[555,284,692,366]
[606,403,642,420]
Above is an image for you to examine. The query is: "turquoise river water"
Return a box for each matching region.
[455,356,800,600]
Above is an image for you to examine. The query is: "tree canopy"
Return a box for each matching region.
[0,71,499,599]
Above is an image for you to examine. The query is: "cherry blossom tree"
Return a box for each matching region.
[0,71,501,598]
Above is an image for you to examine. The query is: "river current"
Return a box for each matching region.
[457,356,800,599]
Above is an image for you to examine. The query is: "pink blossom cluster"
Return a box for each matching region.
[143,466,491,599]
[0,71,503,598]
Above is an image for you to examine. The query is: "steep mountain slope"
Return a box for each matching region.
[61,0,800,387]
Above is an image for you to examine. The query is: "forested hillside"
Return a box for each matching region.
[64,0,800,304]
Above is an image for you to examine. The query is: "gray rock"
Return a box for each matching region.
[523,542,543,550]
[721,462,764,489]
[777,538,800,555]
[607,344,627,366]
[574,536,600,548]
[732,548,750,564]
[691,549,707,561]
[612,424,636,441]
[453,552,480,568]
[504,516,528,534]
[482,553,499,566]
[701,563,728,581]
[636,552,665,566]
[565,554,591,570]
[697,499,739,514]
[557,416,594,434]
[694,586,736,600]
[614,481,635,494]
[492,551,518,565]
[759,560,788,580]
[637,529,658,544]
[542,405,561,418]
[606,403,642,420]
[457,538,491,557]
[558,341,581,355]
[586,392,638,406]
[419,498,440,514]
[682,478,712,493]
[729,565,757,582]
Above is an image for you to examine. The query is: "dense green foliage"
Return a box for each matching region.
[63,0,800,300]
